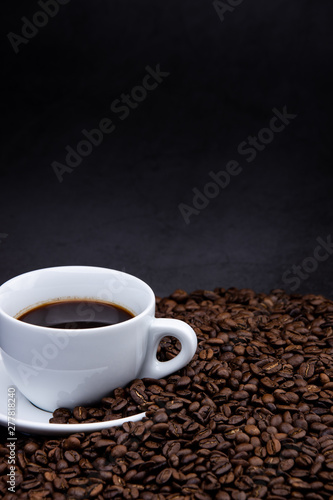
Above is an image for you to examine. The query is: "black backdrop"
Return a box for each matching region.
[1,0,333,298]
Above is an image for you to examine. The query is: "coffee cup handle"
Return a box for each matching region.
[139,318,197,379]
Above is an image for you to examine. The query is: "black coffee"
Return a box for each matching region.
[17,299,134,329]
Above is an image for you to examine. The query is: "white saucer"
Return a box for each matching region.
[0,352,145,435]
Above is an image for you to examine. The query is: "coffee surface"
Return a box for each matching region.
[17,299,134,329]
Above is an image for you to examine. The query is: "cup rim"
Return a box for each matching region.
[0,266,156,332]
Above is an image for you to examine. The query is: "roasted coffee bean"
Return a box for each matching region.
[156,468,173,484]
[64,450,81,463]
[69,478,89,486]
[24,441,40,455]
[73,406,87,421]
[110,444,127,458]
[244,424,260,436]
[67,486,86,498]
[87,483,104,496]
[53,408,72,419]
[54,477,68,490]
[63,436,81,450]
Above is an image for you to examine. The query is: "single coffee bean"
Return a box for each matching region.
[63,437,81,450]
[66,486,86,499]
[244,424,260,436]
[266,438,281,455]
[24,441,40,455]
[110,445,127,458]
[69,478,89,486]
[279,458,295,471]
[73,407,87,421]
[54,477,68,491]
[156,468,173,485]
[87,483,104,496]
[64,450,81,463]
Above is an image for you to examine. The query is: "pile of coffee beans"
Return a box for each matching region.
[1,287,333,499]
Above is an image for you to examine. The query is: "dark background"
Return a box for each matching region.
[1,0,333,298]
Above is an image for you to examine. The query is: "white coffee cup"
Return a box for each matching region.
[0,266,197,412]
